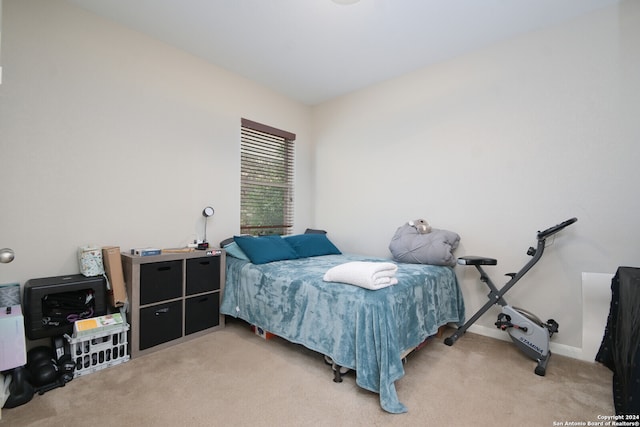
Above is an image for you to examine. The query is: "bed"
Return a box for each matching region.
[219,234,465,414]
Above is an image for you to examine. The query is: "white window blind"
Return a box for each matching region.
[240,118,295,236]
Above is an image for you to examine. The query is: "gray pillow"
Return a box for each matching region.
[389,224,460,266]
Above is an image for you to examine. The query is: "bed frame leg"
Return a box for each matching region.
[331,363,351,382]
[332,364,344,383]
[324,355,348,383]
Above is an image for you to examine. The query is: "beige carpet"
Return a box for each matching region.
[2,318,614,427]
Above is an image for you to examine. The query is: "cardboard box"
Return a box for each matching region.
[73,312,125,338]
[250,324,276,340]
[0,305,27,371]
[130,248,161,256]
[102,246,127,308]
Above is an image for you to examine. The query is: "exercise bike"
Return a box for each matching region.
[444,217,578,376]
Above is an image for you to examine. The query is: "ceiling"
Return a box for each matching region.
[67,0,621,106]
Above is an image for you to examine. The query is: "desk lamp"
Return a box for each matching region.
[199,207,215,249]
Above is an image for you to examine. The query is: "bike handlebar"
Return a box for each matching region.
[537,217,577,240]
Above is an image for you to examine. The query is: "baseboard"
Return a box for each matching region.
[466,325,587,361]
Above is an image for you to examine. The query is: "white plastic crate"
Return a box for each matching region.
[65,323,130,378]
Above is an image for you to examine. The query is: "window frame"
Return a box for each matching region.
[240,118,296,236]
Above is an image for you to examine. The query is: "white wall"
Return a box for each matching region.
[0,0,313,288]
[312,1,640,351]
[0,0,3,83]
[1,0,638,356]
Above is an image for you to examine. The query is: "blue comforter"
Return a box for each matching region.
[220,254,465,413]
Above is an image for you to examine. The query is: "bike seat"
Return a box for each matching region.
[457,256,497,266]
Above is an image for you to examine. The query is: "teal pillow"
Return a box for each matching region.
[222,241,250,261]
[284,234,341,258]
[233,235,299,265]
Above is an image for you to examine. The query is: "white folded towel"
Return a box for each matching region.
[323,261,398,290]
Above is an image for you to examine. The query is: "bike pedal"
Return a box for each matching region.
[546,319,559,333]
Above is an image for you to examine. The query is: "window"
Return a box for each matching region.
[240,118,295,236]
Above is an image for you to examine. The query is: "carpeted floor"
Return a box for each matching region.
[1,318,614,426]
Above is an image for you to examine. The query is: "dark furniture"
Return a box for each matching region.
[596,266,640,415]
[122,249,225,358]
[23,274,107,340]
